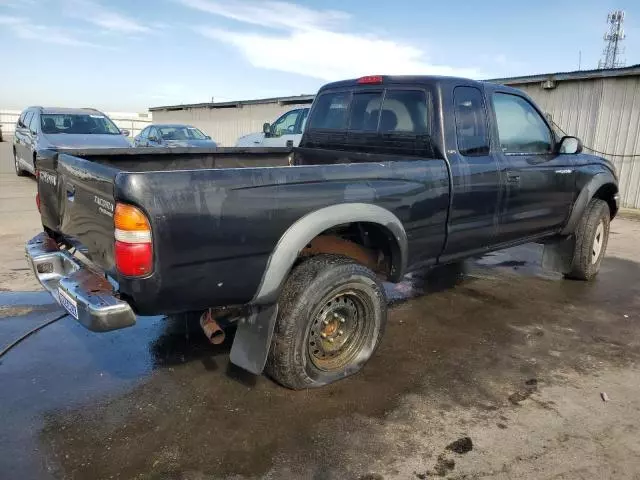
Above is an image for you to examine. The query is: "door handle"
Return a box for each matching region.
[66,184,75,202]
[506,173,520,184]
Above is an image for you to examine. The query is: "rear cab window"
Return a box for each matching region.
[305,84,433,157]
[308,88,430,135]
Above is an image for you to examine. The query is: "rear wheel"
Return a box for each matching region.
[564,198,610,281]
[266,255,387,389]
[13,148,25,177]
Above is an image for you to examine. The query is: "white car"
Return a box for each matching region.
[235,107,309,148]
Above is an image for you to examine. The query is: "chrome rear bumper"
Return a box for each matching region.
[25,232,136,332]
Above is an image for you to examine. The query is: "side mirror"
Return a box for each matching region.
[558,136,582,154]
[263,122,271,136]
[120,129,130,137]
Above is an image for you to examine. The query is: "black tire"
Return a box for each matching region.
[13,149,26,177]
[266,255,387,390]
[564,198,610,281]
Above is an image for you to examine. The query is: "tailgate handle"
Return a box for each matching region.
[66,184,75,202]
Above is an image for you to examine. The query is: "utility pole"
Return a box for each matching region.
[578,50,582,70]
[598,10,626,69]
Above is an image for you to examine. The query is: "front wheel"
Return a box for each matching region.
[564,198,610,281]
[266,255,387,389]
[13,149,25,177]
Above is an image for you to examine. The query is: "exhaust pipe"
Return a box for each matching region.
[200,309,226,345]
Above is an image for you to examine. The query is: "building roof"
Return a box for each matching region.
[489,64,640,85]
[150,94,315,112]
[150,65,640,112]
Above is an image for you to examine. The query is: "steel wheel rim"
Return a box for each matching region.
[592,221,604,264]
[308,290,370,371]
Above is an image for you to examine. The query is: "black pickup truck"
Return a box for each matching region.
[26,75,619,389]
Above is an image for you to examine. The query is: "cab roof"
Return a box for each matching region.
[319,75,522,95]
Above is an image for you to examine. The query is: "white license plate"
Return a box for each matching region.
[58,288,79,319]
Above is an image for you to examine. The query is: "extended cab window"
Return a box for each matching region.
[454,86,489,156]
[493,93,553,154]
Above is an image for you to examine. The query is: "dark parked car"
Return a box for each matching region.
[134,124,217,148]
[27,75,618,389]
[12,107,131,176]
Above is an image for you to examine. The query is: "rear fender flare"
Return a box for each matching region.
[252,203,408,305]
[561,172,617,236]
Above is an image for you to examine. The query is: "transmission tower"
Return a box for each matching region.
[598,10,626,69]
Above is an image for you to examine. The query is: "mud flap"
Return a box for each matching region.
[229,304,278,375]
[542,235,575,274]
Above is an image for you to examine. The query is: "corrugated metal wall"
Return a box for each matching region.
[151,102,311,147]
[516,76,640,208]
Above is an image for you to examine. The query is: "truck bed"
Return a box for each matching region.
[36,147,449,315]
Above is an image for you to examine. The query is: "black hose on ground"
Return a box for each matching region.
[0,312,69,360]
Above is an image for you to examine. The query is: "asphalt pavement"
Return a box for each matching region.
[1,139,639,479]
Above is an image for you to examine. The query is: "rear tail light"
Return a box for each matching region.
[36,193,41,212]
[114,203,153,276]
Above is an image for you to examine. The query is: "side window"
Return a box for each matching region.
[28,112,39,133]
[454,87,489,156]
[18,111,27,127]
[307,92,351,130]
[348,91,383,131]
[379,90,429,133]
[23,111,34,129]
[138,127,149,140]
[296,108,309,134]
[149,127,158,140]
[493,93,552,154]
[271,110,300,137]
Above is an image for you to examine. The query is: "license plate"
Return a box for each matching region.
[58,288,79,319]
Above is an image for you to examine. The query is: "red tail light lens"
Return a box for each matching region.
[36,193,41,212]
[114,203,153,277]
[114,241,153,276]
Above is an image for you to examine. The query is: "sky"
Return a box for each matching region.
[1,0,639,112]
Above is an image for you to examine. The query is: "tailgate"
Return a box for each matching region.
[38,150,119,273]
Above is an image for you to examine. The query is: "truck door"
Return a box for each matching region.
[490,92,575,242]
[262,109,304,147]
[441,86,502,261]
[15,110,33,170]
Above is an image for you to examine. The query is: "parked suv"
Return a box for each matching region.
[13,107,131,176]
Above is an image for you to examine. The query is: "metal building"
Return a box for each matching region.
[149,95,314,148]
[151,66,640,208]
[493,64,640,209]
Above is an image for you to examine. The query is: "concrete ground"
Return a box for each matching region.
[0,140,639,479]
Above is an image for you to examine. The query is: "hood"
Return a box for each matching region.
[41,133,132,149]
[164,139,218,148]
[235,132,265,147]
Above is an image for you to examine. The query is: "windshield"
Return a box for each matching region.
[159,126,207,141]
[40,113,121,135]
